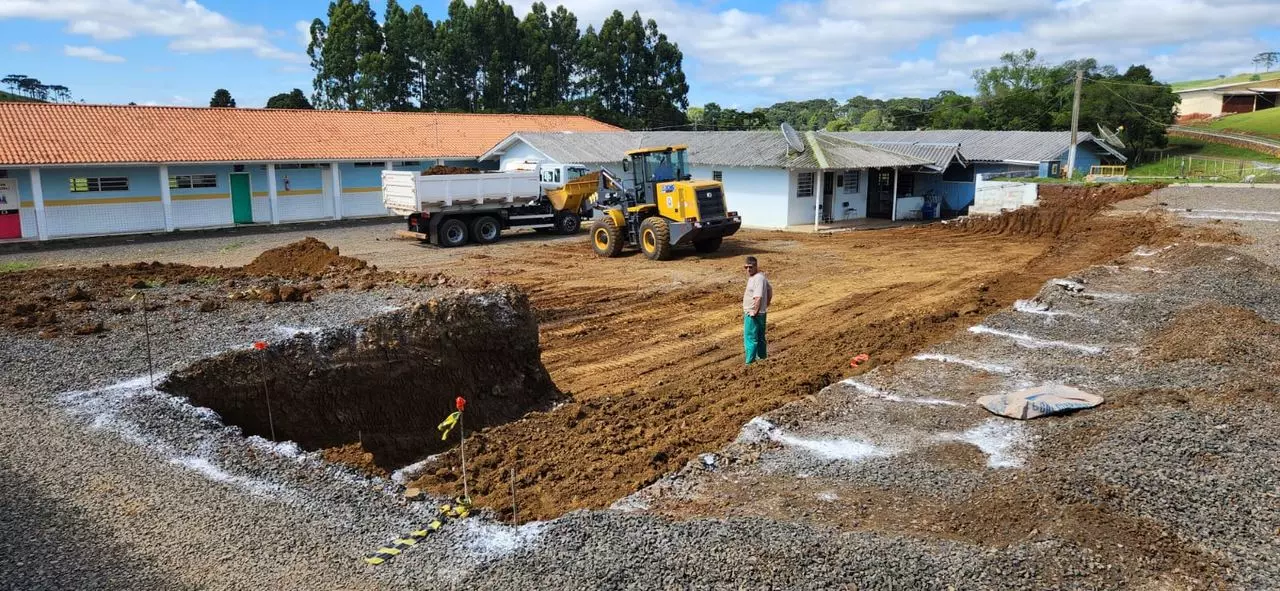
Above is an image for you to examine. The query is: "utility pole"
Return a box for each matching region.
[1066,69,1083,180]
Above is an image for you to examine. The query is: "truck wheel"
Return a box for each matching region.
[693,237,723,253]
[590,218,623,258]
[639,217,673,261]
[438,218,469,248]
[555,212,582,235]
[470,216,501,244]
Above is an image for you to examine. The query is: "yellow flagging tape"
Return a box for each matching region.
[363,498,472,566]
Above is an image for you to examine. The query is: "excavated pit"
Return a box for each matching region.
[159,287,560,468]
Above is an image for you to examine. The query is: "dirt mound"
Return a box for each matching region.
[322,443,387,478]
[159,287,561,468]
[422,165,481,175]
[242,237,368,278]
[1149,304,1280,364]
[947,183,1164,238]
[0,239,416,337]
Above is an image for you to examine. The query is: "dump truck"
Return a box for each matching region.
[381,162,595,247]
[590,145,741,260]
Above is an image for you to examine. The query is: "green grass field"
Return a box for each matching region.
[1190,108,1280,139]
[1130,137,1280,180]
[1172,73,1280,91]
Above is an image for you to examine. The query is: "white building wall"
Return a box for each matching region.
[498,141,555,170]
[1177,89,1223,117]
[691,165,789,229]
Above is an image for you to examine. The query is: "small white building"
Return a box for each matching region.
[1176,77,1280,119]
[482,130,933,229]
[480,129,1124,228]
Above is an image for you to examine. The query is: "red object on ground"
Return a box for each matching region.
[253,341,267,350]
[850,353,870,367]
[456,397,466,412]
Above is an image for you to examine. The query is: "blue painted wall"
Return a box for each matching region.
[39,166,162,202]
[911,172,976,212]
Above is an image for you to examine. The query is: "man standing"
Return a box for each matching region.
[742,256,772,365]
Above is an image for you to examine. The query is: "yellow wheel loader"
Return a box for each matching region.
[589,145,741,260]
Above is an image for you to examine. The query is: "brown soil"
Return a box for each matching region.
[407,184,1183,522]
[322,443,388,478]
[422,165,481,175]
[0,239,426,335]
[1149,304,1280,363]
[159,287,558,468]
[242,236,368,278]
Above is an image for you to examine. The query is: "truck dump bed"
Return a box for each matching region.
[382,170,542,216]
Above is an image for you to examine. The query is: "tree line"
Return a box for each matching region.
[305,0,688,129]
[688,49,1179,162]
[1,74,72,102]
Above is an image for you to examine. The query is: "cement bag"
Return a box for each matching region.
[977,384,1103,420]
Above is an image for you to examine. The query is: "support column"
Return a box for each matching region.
[266,163,280,224]
[890,168,899,222]
[330,162,343,220]
[30,168,47,241]
[812,171,823,232]
[158,165,174,231]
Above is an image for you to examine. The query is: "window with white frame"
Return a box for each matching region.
[842,170,860,194]
[169,174,218,189]
[354,162,386,168]
[398,161,421,166]
[69,177,129,192]
[271,163,318,170]
[796,172,815,198]
[712,170,723,182]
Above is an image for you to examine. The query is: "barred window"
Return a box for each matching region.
[69,177,129,192]
[169,174,218,189]
[354,162,386,168]
[796,172,815,198]
[398,161,421,166]
[712,170,723,182]
[842,170,860,194]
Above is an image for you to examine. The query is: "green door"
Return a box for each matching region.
[229,173,253,224]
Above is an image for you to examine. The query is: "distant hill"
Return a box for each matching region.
[0,90,43,103]
[1173,73,1280,91]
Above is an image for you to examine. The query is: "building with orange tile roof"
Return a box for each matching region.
[0,103,620,241]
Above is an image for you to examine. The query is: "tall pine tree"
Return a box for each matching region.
[381,0,417,111]
[309,0,384,110]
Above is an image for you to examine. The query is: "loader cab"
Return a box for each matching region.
[626,145,690,205]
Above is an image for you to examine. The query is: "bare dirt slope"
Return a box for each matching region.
[405,184,1194,520]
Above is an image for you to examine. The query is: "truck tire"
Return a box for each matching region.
[438,217,469,248]
[470,215,501,244]
[555,212,582,235]
[590,217,623,258]
[639,217,673,261]
[693,237,723,253]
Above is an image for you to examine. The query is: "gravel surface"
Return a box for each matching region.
[1114,185,1280,263]
[3,188,1278,590]
[625,235,1279,589]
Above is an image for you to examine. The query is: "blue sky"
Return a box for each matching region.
[2,0,1278,109]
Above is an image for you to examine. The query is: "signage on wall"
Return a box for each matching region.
[0,179,17,212]
[0,179,22,239]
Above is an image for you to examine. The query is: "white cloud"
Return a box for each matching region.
[295,20,312,48]
[64,45,125,63]
[12,41,32,52]
[171,95,190,105]
[0,0,304,63]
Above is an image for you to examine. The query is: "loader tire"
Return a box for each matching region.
[639,217,673,261]
[693,237,723,253]
[590,217,623,258]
